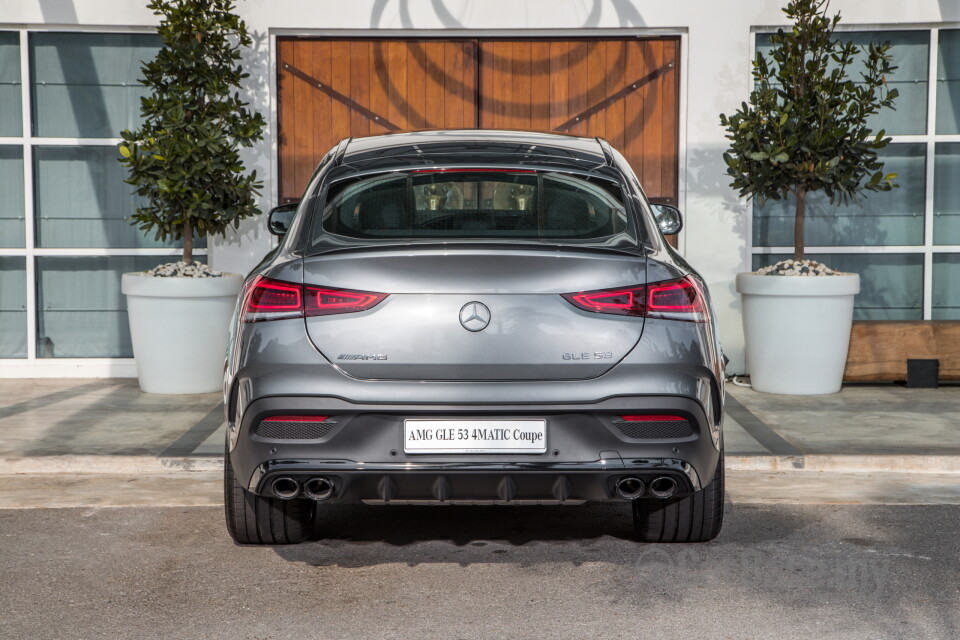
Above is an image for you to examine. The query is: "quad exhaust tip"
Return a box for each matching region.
[272,477,300,500]
[304,476,334,501]
[614,476,645,500]
[649,476,678,499]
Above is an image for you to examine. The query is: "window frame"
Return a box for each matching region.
[0,27,207,372]
[748,26,960,321]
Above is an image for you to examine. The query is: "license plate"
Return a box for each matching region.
[403,419,547,454]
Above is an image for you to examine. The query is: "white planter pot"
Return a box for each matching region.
[735,273,860,395]
[122,273,243,394]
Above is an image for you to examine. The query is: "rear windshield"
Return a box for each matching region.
[312,169,635,246]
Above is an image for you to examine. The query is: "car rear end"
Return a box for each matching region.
[223,133,724,545]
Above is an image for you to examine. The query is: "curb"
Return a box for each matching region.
[726,455,960,474]
[0,456,223,475]
[2,454,960,476]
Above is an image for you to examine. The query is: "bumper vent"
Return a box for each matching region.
[614,419,694,440]
[255,419,335,440]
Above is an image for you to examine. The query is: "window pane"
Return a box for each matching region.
[0,31,21,137]
[30,32,160,138]
[34,145,203,249]
[932,254,960,320]
[753,144,926,247]
[752,253,923,320]
[36,256,204,358]
[0,146,25,247]
[0,256,27,358]
[318,171,632,245]
[934,143,960,245]
[937,29,960,135]
[756,31,929,136]
[846,31,929,136]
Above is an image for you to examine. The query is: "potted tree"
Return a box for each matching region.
[119,0,265,394]
[720,0,898,395]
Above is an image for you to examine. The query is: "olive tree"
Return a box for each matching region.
[119,0,265,263]
[719,0,899,261]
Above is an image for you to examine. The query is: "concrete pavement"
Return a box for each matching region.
[1,503,958,639]
[1,378,959,475]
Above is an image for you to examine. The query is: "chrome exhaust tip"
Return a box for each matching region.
[649,476,678,499]
[272,477,300,500]
[303,476,334,501]
[614,476,645,500]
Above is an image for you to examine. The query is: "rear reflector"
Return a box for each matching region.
[562,275,707,322]
[241,276,387,322]
[262,415,329,422]
[619,415,686,422]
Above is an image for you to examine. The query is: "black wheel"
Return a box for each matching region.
[224,448,314,545]
[632,451,724,543]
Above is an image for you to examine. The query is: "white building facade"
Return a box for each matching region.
[1,0,958,377]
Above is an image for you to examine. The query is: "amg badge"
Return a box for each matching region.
[338,354,388,360]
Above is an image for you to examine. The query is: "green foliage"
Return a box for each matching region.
[119,0,265,261]
[719,0,898,259]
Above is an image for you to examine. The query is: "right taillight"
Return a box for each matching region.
[562,275,707,323]
[645,276,707,322]
[240,276,388,323]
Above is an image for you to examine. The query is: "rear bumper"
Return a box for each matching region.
[229,395,721,503]
[249,458,700,504]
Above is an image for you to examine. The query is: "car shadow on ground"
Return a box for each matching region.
[272,500,806,568]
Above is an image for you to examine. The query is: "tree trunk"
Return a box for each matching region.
[182,220,193,263]
[793,186,806,261]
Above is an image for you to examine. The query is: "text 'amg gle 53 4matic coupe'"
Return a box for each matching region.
[223,130,725,545]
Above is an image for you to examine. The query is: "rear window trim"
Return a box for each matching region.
[305,164,645,251]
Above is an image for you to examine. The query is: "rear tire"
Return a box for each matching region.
[632,451,724,543]
[224,448,314,545]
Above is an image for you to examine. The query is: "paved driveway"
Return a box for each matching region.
[2,503,958,639]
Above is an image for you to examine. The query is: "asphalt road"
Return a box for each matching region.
[1,503,958,640]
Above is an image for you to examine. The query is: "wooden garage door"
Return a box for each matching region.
[277,37,679,204]
[277,39,478,203]
[478,39,679,205]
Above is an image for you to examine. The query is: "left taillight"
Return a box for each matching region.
[240,276,388,323]
[561,275,707,323]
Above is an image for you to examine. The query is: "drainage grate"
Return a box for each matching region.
[255,420,335,440]
[614,419,694,439]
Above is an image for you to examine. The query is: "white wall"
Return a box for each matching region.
[6,0,958,372]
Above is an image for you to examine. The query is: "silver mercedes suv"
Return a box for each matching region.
[223,130,725,545]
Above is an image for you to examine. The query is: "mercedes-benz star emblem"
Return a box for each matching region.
[459,302,491,332]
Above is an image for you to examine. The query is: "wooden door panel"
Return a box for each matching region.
[278,37,678,206]
[478,38,680,205]
[277,38,478,203]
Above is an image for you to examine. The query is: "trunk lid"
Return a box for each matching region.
[302,246,647,381]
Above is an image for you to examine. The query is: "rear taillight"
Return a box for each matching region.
[304,286,387,316]
[646,277,706,321]
[241,276,387,323]
[561,285,646,317]
[244,278,302,321]
[562,276,707,322]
